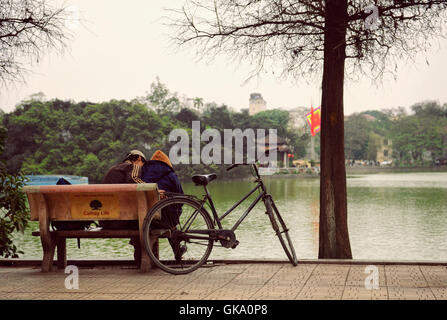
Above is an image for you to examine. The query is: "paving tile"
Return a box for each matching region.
[0,292,16,299]
[296,285,345,300]
[388,287,436,300]
[1,264,446,300]
[95,282,149,294]
[306,274,348,287]
[206,289,262,299]
[5,292,60,300]
[205,282,265,300]
[34,292,88,300]
[229,277,269,286]
[208,294,252,300]
[251,292,298,300]
[419,266,447,287]
[386,276,428,288]
[0,268,14,274]
[342,286,388,300]
[346,265,387,288]
[80,293,130,300]
[251,285,301,299]
[431,287,447,300]
[124,293,172,300]
[169,294,208,300]
[0,284,26,292]
[385,265,423,276]
[385,265,429,288]
[312,264,350,275]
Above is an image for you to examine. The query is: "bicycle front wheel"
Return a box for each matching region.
[143,196,214,275]
[264,196,298,266]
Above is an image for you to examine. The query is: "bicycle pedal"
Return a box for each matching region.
[231,240,239,249]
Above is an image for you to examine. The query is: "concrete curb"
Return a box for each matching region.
[2,258,447,268]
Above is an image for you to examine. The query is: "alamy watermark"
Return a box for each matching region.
[168,121,278,175]
[65,5,80,30]
[64,265,79,290]
[364,4,381,30]
[364,265,379,290]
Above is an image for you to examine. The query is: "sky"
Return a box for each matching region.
[1,0,447,115]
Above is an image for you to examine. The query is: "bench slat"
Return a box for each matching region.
[32,230,140,238]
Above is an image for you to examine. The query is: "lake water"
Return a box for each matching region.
[11,172,447,261]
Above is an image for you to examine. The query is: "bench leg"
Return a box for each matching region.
[131,236,141,267]
[37,192,56,272]
[139,244,152,272]
[41,241,56,272]
[137,194,154,272]
[150,236,159,262]
[56,238,67,270]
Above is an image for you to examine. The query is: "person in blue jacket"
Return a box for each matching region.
[141,150,186,261]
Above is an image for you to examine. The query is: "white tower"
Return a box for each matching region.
[249,93,267,115]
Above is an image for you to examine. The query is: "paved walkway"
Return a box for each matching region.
[0,262,446,300]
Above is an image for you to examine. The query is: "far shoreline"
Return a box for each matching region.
[237,165,447,180]
[180,166,447,183]
[346,166,447,175]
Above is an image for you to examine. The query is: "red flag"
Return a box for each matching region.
[310,106,321,136]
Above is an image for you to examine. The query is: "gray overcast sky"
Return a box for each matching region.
[1,0,446,115]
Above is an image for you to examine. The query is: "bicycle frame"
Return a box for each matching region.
[145,163,298,274]
[194,164,270,233]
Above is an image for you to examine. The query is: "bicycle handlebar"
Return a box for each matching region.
[226,164,239,171]
[227,163,254,171]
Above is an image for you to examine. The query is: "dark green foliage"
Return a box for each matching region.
[344,114,373,160]
[0,124,30,258]
[344,102,447,165]
[1,80,309,184]
[2,99,166,182]
[391,101,447,166]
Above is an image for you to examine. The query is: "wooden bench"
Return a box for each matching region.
[23,183,160,272]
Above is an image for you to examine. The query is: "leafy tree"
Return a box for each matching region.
[391,101,447,165]
[253,109,290,137]
[144,77,183,115]
[2,98,170,183]
[344,114,371,160]
[0,124,29,258]
[77,153,102,182]
[192,97,204,111]
[201,104,233,131]
[175,108,200,125]
[362,110,393,136]
[411,101,447,118]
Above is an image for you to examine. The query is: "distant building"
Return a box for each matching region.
[376,138,393,164]
[257,134,292,168]
[249,93,267,115]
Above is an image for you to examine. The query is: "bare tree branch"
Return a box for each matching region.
[165,0,447,83]
[0,0,72,85]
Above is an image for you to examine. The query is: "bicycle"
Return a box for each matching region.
[142,163,298,274]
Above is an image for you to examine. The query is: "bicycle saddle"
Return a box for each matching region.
[192,173,217,186]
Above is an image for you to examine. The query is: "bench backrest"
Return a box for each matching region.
[23,184,159,221]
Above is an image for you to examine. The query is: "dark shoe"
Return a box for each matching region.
[175,245,187,262]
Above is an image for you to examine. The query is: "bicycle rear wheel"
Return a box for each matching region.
[264,196,298,266]
[143,197,214,275]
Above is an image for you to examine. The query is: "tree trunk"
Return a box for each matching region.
[318,0,352,259]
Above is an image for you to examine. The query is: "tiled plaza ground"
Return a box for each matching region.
[0,262,446,300]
